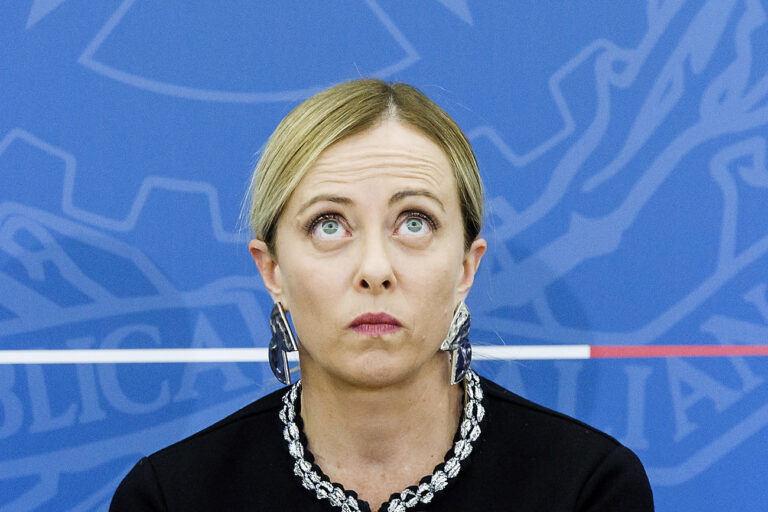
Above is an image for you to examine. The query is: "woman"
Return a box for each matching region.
[111,79,653,511]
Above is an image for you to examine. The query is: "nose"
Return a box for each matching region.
[354,231,396,293]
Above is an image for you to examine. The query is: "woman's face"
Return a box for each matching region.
[250,118,486,388]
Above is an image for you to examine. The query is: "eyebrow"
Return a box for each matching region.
[297,194,353,216]
[298,189,445,215]
[388,189,445,212]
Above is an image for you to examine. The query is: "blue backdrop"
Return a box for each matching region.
[1,1,767,510]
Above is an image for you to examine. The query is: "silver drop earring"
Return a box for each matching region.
[440,301,472,385]
[269,302,298,385]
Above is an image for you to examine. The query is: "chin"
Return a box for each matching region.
[349,366,407,389]
[336,351,442,390]
[298,343,444,390]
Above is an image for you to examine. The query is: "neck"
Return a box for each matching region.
[298,352,463,506]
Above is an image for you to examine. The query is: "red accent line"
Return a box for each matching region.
[590,345,768,359]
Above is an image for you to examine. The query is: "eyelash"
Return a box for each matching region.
[304,210,439,236]
[303,212,343,235]
[400,210,439,231]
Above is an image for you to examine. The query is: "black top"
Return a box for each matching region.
[110,376,654,511]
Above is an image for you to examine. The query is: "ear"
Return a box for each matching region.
[456,238,487,301]
[249,239,283,302]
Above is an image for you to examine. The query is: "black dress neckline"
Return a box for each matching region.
[289,376,486,512]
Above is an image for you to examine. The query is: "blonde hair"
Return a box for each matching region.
[248,79,482,256]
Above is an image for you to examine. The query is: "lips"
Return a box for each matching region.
[349,312,402,336]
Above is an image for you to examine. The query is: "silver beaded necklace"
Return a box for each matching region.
[278,370,485,512]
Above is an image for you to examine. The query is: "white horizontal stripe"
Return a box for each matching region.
[0,346,590,364]
[473,345,591,360]
[0,348,293,364]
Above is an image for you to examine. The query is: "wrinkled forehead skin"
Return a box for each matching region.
[306,119,454,196]
[277,119,463,247]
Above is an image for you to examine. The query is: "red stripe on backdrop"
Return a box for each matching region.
[590,345,768,358]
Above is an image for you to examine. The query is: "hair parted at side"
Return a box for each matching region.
[248,79,483,256]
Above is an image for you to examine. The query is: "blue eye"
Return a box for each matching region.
[320,219,341,235]
[308,215,347,239]
[396,213,433,236]
[405,218,424,232]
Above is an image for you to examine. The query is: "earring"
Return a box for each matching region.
[440,301,472,385]
[269,302,299,385]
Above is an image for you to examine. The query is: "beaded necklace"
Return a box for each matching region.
[278,370,485,511]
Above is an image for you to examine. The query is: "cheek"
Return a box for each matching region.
[403,241,462,288]
[283,259,348,311]
[279,262,344,350]
[398,252,462,327]
[275,228,349,309]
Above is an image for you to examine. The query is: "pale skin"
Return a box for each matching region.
[250,118,486,509]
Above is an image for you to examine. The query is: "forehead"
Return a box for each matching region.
[295,119,455,196]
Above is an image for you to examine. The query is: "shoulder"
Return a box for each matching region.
[150,385,286,460]
[143,385,289,481]
[479,375,622,448]
[111,386,296,511]
[473,375,654,511]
